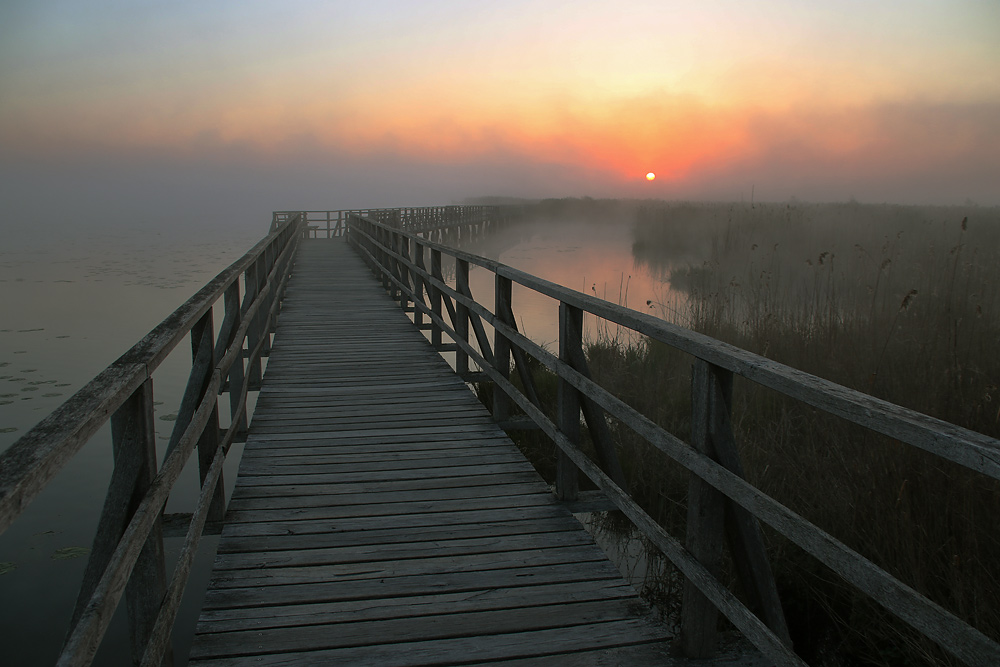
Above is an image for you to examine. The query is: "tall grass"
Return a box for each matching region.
[616,202,1000,665]
[633,201,1000,433]
[489,200,1000,665]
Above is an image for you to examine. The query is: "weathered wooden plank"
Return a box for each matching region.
[196,579,639,633]
[201,560,630,611]
[212,530,597,570]
[216,504,574,538]
[215,516,581,555]
[235,451,530,475]
[229,470,544,499]
[221,492,557,524]
[192,598,655,659]
[227,482,548,511]
[192,239,670,664]
[190,619,666,666]
[237,443,520,465]
[207,545,611,590]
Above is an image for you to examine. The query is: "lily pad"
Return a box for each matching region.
[0,562,15,576]
[42,393,63,398]
[52,546,89,560]
[0,427,17,433]
[159,413,178,422]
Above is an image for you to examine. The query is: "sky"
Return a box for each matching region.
[1,0,999,217]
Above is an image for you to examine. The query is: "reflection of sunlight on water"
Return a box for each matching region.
[466,218,688,347]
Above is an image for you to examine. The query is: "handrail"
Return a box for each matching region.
[0,213,306,666]
[346,213,1000,667]
[271,205,521,239]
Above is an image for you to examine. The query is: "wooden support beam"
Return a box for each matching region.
[557,303,582,501]
[454,259,471,377]
[492,276,513,423]
[430,249,443,347]
[495,290,542,410]
[681,360,727,658]
[222,282,248,438]
[70,379,171,666]
[559,306,628,492]
[190,312,225,524]
[708,372,792,648]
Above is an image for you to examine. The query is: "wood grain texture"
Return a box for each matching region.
[190,240,669,665]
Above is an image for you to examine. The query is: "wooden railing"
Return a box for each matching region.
[272,205,519,240]
[346,213,1000,667]
[0,214,306,666]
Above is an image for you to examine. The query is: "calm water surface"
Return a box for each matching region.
[0,219,265,665]
[0,215,678,664]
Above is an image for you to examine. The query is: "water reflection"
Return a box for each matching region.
[465,216,687,347]
[0,220,263,665]
[1,212,686,664]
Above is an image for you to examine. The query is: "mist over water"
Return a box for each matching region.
[2,197,997,664]
[465,210,686,347]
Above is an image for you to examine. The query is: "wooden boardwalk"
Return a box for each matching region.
[189,240,672,665]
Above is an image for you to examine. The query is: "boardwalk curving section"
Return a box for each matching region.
[189,239,672,665]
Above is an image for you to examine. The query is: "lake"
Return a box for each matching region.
[0,211,678,665]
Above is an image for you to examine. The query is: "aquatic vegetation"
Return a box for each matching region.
[495,200,1000,665]
[51,547,89,560]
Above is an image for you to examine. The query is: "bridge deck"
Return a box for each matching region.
[189,240,672,665]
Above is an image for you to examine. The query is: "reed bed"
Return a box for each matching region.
[499,201,1000,666]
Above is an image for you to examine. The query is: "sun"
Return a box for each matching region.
[645,172,655,181]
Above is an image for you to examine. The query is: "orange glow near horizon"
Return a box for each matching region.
[1,1,998,202]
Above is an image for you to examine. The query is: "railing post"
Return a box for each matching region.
[681,359,729,658]
[67,378,171,666]
[191,311,226,523]
[378,227,391,292]
[431,249,443,348]
[399,233,410,311]
[115,379,170,666]
[412,240,425,328]
[223,283,248,438]
[262,245,275,362]
[243,260,263,387]
[455,258,470,377]
[387,230,399,301]
[493,275,513,422]
[557,302,582,501]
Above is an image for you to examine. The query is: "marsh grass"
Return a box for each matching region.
[620,202,1000,665]
[487,201,1000,665]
